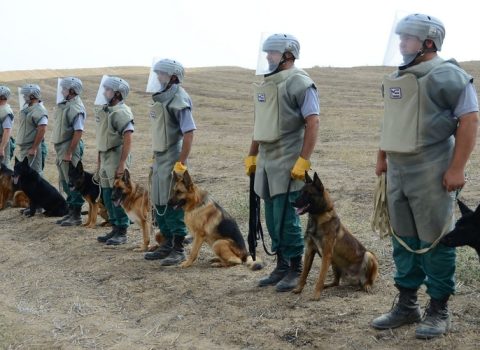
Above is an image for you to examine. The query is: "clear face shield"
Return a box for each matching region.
[56,78,69,104]
[256,33,285,76]
[18,87,27,109]
[94,75,113,105]
[384,13,424,67]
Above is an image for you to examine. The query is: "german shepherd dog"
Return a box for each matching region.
[0,163,29,209]
[111,169,163,252]
[68,161,109,228]
[13,157,68,217]
[292,172,378,300]
[168,170,263,270]
[441,199,480,261]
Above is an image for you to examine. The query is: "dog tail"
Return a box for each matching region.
[363,251,379,291]
[245,255,264,271]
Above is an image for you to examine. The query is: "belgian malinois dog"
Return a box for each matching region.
[441,199,480,261]
[68,161,109,228]
[168,170,263,270]
[112,169,163,252]
[292,172,378,300]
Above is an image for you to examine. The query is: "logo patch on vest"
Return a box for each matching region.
[150,110,156,118]
[257,93,266,102]
[389,87,402,99]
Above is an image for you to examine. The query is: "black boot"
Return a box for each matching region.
[371,284,422,329]
[276,256,303,292]
[61,206,82,226]
[106,226,127,245]
[97,225,118,243]
[56,208,73,224]
[258,253,290,287]
[144,236,173,260]
[415,296,451,339]
[159,235,186,266]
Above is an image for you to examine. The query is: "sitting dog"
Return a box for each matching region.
[292,172,378,300]
[68,161,109,228]
[112,169,163,252]
[441,199,480,260]
[0,163,29,209]
[13,157,68,217]
[168,170,263,270]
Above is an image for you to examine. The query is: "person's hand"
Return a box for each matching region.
[116,162,126,178]
[27,147,37,157]
[244,155,256,176]
[63,152,72,162]
[291,157,311,180]
[173,161,187,174]
[375,158,387,176]
[443,167,465,192]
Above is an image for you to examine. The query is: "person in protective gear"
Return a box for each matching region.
[372,13,479,339]
[16,84,48,176]
[0,86,15,168]
[144,58,196,266]
[246,33,320,292]
[95,76,134,246]
[53,77,86,227]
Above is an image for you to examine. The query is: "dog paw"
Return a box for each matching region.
[133,246,147,252]
[147,245,159,252]
[310,293,321,301]
[180,261,192,268]
[292,288,303,294]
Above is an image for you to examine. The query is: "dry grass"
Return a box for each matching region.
[0,63,480,349]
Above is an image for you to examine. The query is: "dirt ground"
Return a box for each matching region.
[1,64,480,349]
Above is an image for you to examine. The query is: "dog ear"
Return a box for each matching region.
[15,156,19,165]
[69,161,75,171]
[22,157,28,165]
[183,170,193,188]
[305,171,313,183]
[474,203,480,220]
[123,168,130,183]
[457,199,473,216]
[76,160,84,172]
[313,172,324,192]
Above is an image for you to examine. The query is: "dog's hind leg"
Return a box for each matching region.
[293,241,316,294]
[86,202,99,228]
[323,264,341,289]
[180,234,204,268]
[212,240,242,267]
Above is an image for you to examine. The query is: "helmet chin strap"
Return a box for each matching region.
[265,53,294,77]
[399,42,436,70]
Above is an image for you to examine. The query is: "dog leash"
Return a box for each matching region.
[248,174,292,259]
[371,173,456,254]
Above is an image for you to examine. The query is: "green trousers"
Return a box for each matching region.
[102,187,129,228]
[264,191,304,259]
[154,205,187,239]
[392,236,456,300]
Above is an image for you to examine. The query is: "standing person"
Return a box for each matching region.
[144,58,196,266]
[245,33,320,292]
[53,77,86,227]
[372,14,479,339]
[0,86,15,168]
[16,84,48,176]
[94,76,134,246]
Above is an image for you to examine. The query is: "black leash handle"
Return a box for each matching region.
[247,174,291,260]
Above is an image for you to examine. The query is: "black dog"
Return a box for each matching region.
[68,160,109,227]
[13,157,68,217]
[441,199,480,260]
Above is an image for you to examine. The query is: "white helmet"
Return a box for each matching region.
[395,14,445,51]
[256,33,300,75]
[0,86,11,99]
[146,58,185,93]
[60,77,83,95]
[20,83,41,100]
[94,75,130,105]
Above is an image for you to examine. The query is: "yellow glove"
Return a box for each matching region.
[173,161,187,174]
[291,157,311,180]
[244,155,257,176]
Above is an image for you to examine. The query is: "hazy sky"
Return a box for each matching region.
[2,0,479,72]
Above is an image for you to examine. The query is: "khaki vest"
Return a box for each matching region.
[17,103,48,147]
[149,85,190,152]
[381,57,472,153]
[253,68,315,143]
[0,104,14,138]
[52,96,85,145]
[95,103,134,152]
[253,68,316,198]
